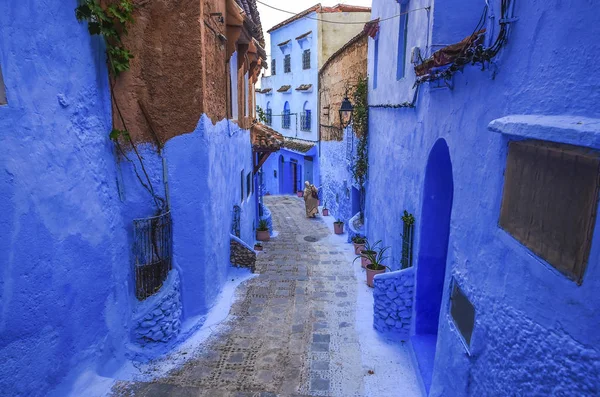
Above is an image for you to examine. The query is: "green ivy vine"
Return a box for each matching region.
[351,76,369,189]
[76,0,165,210]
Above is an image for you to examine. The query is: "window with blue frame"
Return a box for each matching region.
[373,36,379,89]
[301,109,311,131]
[284,54,291,73]
[0,64,6,105]
[302,49,310,69]
[282,101,291,129]
[271,59,276,75]
[397,1,410,80]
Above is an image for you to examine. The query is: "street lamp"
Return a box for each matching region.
[339,92,354,129]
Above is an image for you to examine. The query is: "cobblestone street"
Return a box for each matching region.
[112,196,372,396]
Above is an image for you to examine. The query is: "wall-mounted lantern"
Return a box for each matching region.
[339,92,354,129]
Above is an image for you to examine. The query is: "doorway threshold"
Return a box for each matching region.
[410,334,437,395]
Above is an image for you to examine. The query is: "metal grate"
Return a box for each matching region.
[401,211,415,269]
[282,110,291,129]
[271,59,276,75]
[345,128,354,161]
[133,211,173,300]
[302,49,310,70]
[232,205,241,238]
[300,110,311,131]
[284,54,291,73]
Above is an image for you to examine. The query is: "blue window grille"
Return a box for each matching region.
[373,36,379,89]
[302,50,311,69]
[282,110,291,129]
[300,110,311,131]
[271,59,276,75]
[266,108,272,126]
[284,54,291,73]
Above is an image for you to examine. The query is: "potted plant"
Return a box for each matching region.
[354,239,380,268]
[359,242,390,287]
[352,235,366,255]
[256,219,270,241]
[322,201,329,216]
[254,242,263,251]
[334,219,344,234]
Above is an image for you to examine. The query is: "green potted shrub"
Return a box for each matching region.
[254,242,263,251]
[354,239,380,268]
[334,219,344,234]
[352,235,366,255]
[359,242,390,287]
[256,219,270,241]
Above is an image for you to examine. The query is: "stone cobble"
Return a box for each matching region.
[111,196,364,397]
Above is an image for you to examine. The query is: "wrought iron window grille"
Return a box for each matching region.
[284,54,291,73]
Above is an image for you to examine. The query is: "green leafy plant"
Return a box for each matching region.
[334,219,344,224]
[402,210,415,226]
[351,76,368,189]
[354,240,390,271]
[352,235,366,244]
[254,242,262,247]
[257,219,269,231]
[256,106,268,124]
[76,0,135,77]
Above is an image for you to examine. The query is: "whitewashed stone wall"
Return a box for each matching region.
[373,267,414,336]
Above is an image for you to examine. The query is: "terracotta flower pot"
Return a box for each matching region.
[322,208,329,216]
[366,264,386,287]
[254,245,263,251]
[297,191,304,197]
[334,222,344,235]
[256,230,270,241]
[353,242,365,255]
[360,250,375,268]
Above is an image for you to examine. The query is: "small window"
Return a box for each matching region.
[499,140,600,284]
[396,2,409,80]
[301,109,311,131]
[0,64,7,105]
[271,59,276,76]
[373,36,379,89]
[302,49,311,70]
[284,54,291,73]
[240,169,244,203]
[246,172,252,198]
[450,279,475,348]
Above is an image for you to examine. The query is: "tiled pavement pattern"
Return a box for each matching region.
[112,196,365,397]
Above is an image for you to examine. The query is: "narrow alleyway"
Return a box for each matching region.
[111,196,417,397]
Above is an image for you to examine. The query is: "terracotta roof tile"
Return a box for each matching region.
[283,137,315,153]
[295,31,313,40]
[256,88,272,94]
[278,39,291,47]
[295,84,313,91]
[277,85,292,92]
[251,122,284,152]
[235,0,265,47]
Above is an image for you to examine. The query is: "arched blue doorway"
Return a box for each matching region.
[412,139,454,394]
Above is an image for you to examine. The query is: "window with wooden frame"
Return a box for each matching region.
[0,64,7,105]
[499,140,600,284]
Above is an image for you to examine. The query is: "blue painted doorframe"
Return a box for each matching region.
[413,138,454,394]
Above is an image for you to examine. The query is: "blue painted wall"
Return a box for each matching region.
[260,146,319,196]
[0,2,132,396]
[0,4,258,395]
[366,0,600,395]
[166,116,256,319]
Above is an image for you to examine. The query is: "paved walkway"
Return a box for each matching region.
[111,196,417,397]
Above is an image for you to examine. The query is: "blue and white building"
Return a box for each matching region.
[257,4,370,195]
[364,0,600,396]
